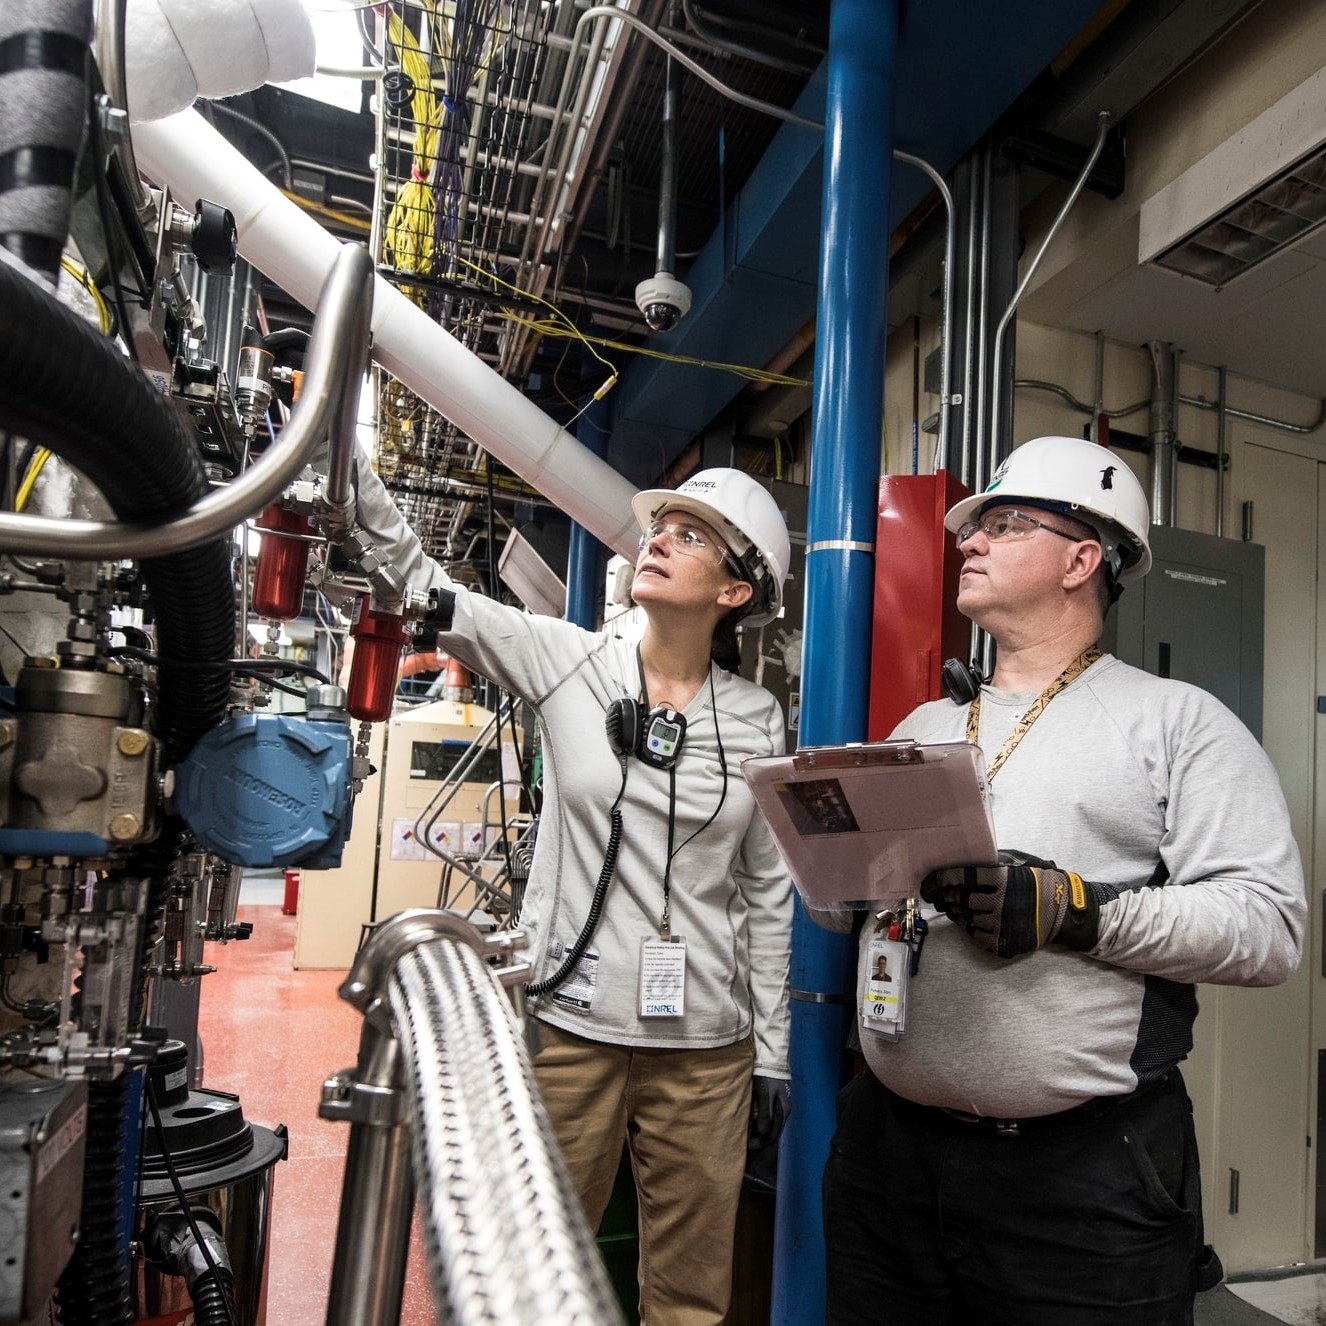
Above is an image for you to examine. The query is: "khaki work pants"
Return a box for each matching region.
[534,1021,755,1326]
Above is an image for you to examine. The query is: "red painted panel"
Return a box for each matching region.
[868,471,971,739]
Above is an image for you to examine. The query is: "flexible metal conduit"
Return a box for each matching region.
[378,926,621,1325]
[1017,380,1326,435]
[987,110,1112,467]
[0,244,373,558]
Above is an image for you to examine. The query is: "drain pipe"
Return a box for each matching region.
[1215,366,1227,538]
[1148,339,1178,526]
[566,381,612,627]
[893,151,956,471]
[774,2,899,1323]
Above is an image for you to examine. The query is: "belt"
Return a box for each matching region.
[895,1076,1169,1138]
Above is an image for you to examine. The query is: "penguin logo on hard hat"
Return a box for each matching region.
[1100,466,1116,490]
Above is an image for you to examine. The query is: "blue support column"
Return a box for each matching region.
[771,2,898,1322]
[566,392,613,628]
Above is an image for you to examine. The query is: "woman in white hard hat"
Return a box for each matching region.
[419,466,794,1325]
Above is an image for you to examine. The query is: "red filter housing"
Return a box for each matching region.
[868,471,973,739]
[347,597,407,721]
[251,505,313,620]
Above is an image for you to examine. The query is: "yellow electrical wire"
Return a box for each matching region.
[281,190,371,234]
[503,313,812,388]
[15,449,51,512]
[59,256,111,334]
[448,252,618,389]
[382,8,443,302]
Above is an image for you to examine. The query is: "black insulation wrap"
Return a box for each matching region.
[0,259,234,762]
[54,1076,133,1326]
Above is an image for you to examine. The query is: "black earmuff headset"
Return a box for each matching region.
[940,657,984,705]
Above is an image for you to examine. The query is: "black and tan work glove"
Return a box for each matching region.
[920,851,1111,958]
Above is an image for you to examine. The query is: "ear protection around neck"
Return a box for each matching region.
[940,657,984,705]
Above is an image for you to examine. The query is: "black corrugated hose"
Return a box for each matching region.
[54,1077,133,1326]
[0,257,234,764]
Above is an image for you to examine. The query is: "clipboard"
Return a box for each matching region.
[741,740,997,908]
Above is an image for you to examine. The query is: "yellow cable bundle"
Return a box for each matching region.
[383,9,443,296]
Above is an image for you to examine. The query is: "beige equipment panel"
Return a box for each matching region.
[293,719,385,969]
[373,699,522,924]
[293,699,521,969]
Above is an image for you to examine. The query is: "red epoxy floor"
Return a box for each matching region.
[197,904,438,1325]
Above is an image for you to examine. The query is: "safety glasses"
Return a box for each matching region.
[637,520,739,573]
[955,507,1089,548]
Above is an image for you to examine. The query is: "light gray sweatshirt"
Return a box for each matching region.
[345,450,792,1073]
[854,654,1305,1117]
[433,584,794,1076]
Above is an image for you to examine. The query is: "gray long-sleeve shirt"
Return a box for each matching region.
[857,654,1305,1117]
[434,586,794,1076]
[345,448,792,1070]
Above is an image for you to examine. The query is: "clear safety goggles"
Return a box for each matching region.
[955,506,1090,549]
[637,520,739,572]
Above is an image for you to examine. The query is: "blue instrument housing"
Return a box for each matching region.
[174,712,355,868]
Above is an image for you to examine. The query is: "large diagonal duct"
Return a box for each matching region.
[132,110,640,561]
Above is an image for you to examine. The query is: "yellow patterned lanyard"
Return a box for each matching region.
[965,647,1102,782]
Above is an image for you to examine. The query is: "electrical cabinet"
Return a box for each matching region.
[1103,523,1265,738]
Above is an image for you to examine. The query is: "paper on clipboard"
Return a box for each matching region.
[741,740,997,908]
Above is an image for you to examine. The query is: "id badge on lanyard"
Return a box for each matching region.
[859,902,927,1041]
[639,936,686,1017]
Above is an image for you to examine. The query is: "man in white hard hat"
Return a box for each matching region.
[821,436,1306,1325]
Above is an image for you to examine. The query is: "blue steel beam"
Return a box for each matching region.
[770,1,897,1323]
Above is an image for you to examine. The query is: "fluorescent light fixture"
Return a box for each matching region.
[1151,148,1326,288]
[498,529,566,618]
[1140,66,1326,289]
[285,5,368,113]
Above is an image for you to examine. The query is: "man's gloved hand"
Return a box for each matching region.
[749,1075,791,1152]
[919,851,1107,958]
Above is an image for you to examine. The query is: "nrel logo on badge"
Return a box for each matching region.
[644,1002,679,1016]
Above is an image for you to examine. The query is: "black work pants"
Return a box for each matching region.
[823,1068,1205,1326]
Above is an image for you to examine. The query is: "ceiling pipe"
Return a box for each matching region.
[133,109,641,562]
[563,0,667,263]
[679,0,822,76]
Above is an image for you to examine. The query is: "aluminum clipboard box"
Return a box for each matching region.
[740,740,997,908]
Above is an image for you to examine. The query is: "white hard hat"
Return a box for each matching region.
[944,436,1153,584]
[632,468,791,626]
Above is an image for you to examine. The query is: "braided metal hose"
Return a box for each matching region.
[387,939,623,1326]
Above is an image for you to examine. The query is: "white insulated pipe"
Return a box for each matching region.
[132,110,641,562]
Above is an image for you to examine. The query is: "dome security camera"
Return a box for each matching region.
[634,272,692,333]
